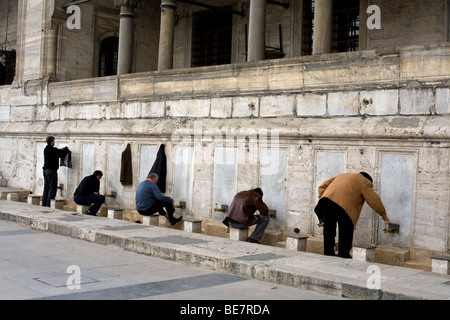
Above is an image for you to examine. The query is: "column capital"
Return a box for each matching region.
[114,0,141,10]
[161,0,177,10]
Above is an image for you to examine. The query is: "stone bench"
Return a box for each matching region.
[352,245,377,262]
[76,205,91,214]
[27,194,41,205]
[6,193,19,202]
[286,235,308,251]
[184,219,202,233]
[51,199,65,210]
[229,227,249,241]
[107,208,123,220]
[142,215,159,226]
[431,256,450,275]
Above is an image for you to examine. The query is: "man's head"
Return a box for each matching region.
[147,172,159,183]
[46,136,55,146]
[252,188,263,196]
[93,170,103,180]
[360,172,373,183]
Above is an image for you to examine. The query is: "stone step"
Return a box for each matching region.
[404,260,431,272]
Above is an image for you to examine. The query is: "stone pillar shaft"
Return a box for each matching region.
[247,0,266,62]
[46,24,58,77]
[312,0,333,55]
[117,6,134,75]
[158,0,177,71]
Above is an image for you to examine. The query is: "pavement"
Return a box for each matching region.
[1,199,449,300]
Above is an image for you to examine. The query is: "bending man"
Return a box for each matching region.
[315,172,390,258]
[135,173,182,226]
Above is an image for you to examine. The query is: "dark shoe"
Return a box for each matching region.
[135,220,142,224]
[247,237,260,244]
[84,210,96,216]
[170,216,183,226]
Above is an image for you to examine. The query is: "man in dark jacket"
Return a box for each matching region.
[42,136,70,207]
[74,170,105,216]
[135,173,182,226]
[223,188,269,244]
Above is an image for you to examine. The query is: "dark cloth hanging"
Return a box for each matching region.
[59,150,72,168]
[149,144,167,192]
[120,143,133,185]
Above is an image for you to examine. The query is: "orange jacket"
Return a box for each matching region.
[315,173,387,226]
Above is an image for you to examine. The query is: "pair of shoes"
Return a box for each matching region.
[170,216,183,226]
[84,210,96,216]
[247,237,260,244]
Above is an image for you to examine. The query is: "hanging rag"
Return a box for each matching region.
[59,150,72,168]
[120,143,133,185]
[149,144,167,192]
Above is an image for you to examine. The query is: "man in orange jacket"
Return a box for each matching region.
[315,172,390,258]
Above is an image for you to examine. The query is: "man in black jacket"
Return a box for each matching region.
[74,170,105,216]
[42,136,70,207]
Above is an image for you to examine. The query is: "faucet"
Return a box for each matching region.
[105,191,117,198]
[174,201,186,209]
[383,222,399,234]
[214,203,228,213]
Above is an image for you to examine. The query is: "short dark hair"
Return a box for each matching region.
[46,136,55,145]
[93,170,103,177]
[253,188,263,196]
[360,172,373,183]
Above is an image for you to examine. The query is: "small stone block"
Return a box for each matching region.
[107,208,123,220]
[77,205,91,214]
[229,227,249,241]
[184,219,202,233]
[286,235,308,251]
[431,256,450,275]
[353,245,377,262]
[27,194,41,205]
[7,193,19,202]
[51,199,65,210]
[142,215,159,226]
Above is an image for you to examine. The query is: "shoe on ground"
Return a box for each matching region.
[247,237,260,244]
[170,216,183,226]
[84,210,96,216]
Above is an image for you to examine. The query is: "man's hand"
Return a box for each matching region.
[382,215,390,225]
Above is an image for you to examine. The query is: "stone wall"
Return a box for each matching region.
[0,43,449,253]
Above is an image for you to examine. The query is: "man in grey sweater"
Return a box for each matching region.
[135,173,182,226]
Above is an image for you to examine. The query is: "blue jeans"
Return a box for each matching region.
[74,194,105,215]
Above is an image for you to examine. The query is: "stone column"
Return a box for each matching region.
[46,23,59,78]
[312,0,333,55]
[158,0,177,71]
[116,2,135,75]
[247,0,266,62]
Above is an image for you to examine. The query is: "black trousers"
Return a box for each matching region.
[42,169,58,207]
[321,198,354,258]
[138,201,176,222]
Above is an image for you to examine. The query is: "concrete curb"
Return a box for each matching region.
[1,200,449,300]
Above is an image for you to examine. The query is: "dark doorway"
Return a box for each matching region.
[191,7,232,67]
[0,50,16,85]
[98,37,119,77]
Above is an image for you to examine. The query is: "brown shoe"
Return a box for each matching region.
[247,237,260,244]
